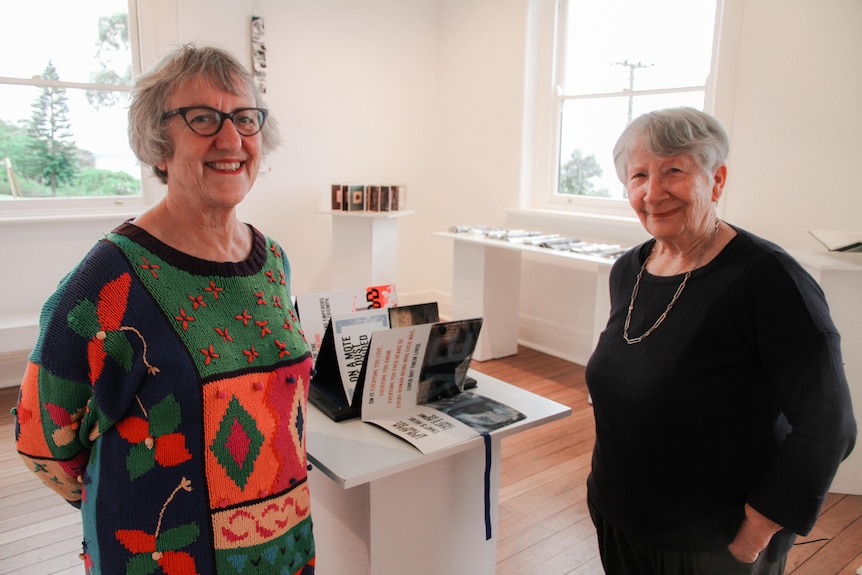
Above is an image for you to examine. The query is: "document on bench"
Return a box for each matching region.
[358,319,525,453]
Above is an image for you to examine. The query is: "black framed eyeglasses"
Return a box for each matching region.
[162,106,268,137]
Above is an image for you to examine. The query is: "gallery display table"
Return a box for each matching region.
[324,210,414,289]
[434,231,617,361]
[306,369,571,575]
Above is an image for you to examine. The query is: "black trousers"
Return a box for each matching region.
[588,498,787,575]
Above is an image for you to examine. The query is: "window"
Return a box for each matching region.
[546,0,718,208]
[0,0,145,214]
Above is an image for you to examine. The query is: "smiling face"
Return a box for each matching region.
[160,75,261,212]
[624,140,727,247]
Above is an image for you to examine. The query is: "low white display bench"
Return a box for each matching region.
[324,210,414,289]
[434,231,616,361]
[306,369,571,575]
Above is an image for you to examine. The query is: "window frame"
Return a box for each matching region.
[0,0,162,222]
[524,0,727,220]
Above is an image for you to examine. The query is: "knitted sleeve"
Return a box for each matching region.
[15,241,145,504]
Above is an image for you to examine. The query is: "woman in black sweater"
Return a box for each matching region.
[585,107,856,575]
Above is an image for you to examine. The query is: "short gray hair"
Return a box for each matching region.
[612,107,729,183]
[128,44,280,184]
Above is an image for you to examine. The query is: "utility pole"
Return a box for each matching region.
[614,60,652,123]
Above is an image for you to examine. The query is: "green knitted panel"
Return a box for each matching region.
[214,516,315,575]
[110,234,307,379]
[36,369,93,459]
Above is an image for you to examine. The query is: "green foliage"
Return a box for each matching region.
[96,13,130,53]
[27,61,78,196]
[0,54,140,200]
[0,120,33,177]
[558,148,609,197]
[0,120,139,198]
[64,168,140,197]
[87,13,133,109]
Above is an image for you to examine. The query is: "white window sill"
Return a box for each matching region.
[0,209,142,227]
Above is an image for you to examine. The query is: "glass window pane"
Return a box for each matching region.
[0,0,140,202]
[556,0,718,204]
[562,0,717,94]
[0,1,132,86]
[0,84,140,199]
[558,91,705,200]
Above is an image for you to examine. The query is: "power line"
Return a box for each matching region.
[614,60,652,122]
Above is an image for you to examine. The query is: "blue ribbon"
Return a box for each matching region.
[481,431,492,540]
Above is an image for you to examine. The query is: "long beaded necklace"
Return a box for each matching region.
[623,219,721,344]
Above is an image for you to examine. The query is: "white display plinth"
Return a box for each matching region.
[325,210,413,289]
[306,369,571,575]
[793,250,862,496]
[435,231,615,361]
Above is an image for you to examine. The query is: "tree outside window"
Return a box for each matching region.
[0,1,140,202]
[553,0,717,203]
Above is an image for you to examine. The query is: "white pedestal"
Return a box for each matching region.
[451,240,522,361]
[794,250,862,496]
[306,370,571,575]
[326,211,413,289]
[435,232,615,361]
[309,441,499,575]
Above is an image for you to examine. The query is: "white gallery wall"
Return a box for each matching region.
[0,0,860,386]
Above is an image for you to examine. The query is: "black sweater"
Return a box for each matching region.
[585,226,856,551]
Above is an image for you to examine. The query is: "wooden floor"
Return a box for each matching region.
[474,348,862,575]
[1,346,860,574]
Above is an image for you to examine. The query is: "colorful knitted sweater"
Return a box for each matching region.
[14,221,315,575]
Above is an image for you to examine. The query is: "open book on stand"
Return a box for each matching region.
[358,318,526,453]
[295,284,398,363]
[308,302,440,421]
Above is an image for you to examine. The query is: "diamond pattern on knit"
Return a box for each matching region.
[211,397,264,489]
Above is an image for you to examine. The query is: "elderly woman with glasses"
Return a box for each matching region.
[15,44,316,574]
[585,107,855,575]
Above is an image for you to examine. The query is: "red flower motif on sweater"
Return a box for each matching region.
[116,395,192,480]
[275,340,291,358]
[204,280,223,300]
[214,327,233,342]
[243,346,260,363]
[200,345,220,365]
[140,256,161,279]
[45,403,85,447]
[187,294,207,310]
[235,310,252,326]
[115,477,199,575]
[67,272,160,383]
[175,308,195,331]
[255,319,271,338]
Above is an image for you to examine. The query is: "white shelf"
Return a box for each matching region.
[324,211,414,289]
[322,209,415,220]
[434,231,616,360]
